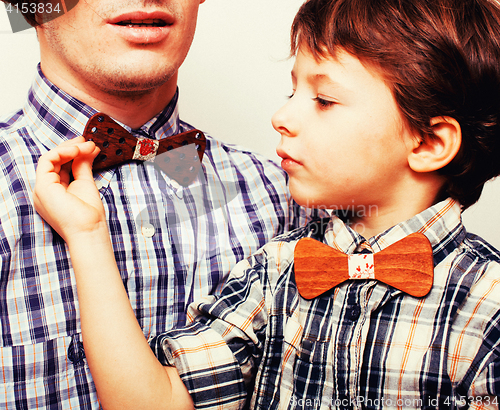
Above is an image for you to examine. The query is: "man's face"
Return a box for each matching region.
[37,0,205,96]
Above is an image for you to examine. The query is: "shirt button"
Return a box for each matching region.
[68,339,85,366]
[347,305,361,321]
[141,223,155,237]
[95,180,103,190]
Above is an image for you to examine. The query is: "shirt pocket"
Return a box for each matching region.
[0,333,98,408]
[284,314,331,409]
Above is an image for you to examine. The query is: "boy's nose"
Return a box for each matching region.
[272,100,297,137]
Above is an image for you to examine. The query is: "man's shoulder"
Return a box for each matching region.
[0,107,37,155]
[0,108,33,159]
[0,107,41,183]
[0,108,26,136]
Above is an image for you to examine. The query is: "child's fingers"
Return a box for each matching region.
[37,140,95,173]
[36,145,81,186]
[33,138,105,241]
[72,143,100,183]
[35,140,96,193]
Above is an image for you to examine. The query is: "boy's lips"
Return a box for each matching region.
[276,149,303,171]
[107,11,174,44]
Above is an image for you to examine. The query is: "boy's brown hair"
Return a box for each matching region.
[292,0,500,209]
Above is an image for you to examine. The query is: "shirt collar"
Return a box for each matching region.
[321,198,466,266]
[24,64,181,151]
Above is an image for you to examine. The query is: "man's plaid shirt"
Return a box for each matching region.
[151,198,500,409]
[0,66,313,409]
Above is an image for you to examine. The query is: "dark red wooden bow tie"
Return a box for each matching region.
[82,113,207,187]
[294,232,433,299]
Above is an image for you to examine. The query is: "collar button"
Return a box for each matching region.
[347,305,361,321]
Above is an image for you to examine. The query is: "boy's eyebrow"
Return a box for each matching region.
[291,69,351,96]
[308,73,343,89]
[291,70,337,85]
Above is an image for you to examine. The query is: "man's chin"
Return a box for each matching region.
[89,68,175,96]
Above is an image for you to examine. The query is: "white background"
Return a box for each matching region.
[1,0,500,247]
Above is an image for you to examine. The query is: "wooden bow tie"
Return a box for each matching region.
[294,232,433,299]
[82,113,207,187]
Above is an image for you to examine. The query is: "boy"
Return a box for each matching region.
[33,0,500,408]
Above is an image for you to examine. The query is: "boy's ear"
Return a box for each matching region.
[408,116,462,173]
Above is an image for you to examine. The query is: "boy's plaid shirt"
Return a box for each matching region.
[152,198,500,410]
[0,66,314,409]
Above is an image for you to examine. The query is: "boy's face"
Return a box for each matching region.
[273,48,419,211]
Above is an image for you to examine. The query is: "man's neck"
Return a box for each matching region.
[39,62,178,130]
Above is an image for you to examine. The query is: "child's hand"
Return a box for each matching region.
[34,136,105,243]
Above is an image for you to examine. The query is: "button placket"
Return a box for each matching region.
[344,283,372,410]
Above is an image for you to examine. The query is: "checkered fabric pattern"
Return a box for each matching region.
[151,199,500,410]
[0,65,315,409]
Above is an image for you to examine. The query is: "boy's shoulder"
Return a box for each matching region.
[457,232,500,286]
[463,232,500,263]
[248,218,329,276]
[268,218,330,243]
[439,232,500,311]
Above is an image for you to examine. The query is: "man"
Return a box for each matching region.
[0,1,313,408]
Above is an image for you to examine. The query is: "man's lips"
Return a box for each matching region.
[115,19,168,27]
[108,11,175,26]
[107,11,174,44]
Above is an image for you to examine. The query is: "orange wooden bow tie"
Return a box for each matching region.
[83,113,206,186]
[294,232,433,299]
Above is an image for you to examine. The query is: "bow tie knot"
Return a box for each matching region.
[294,232,434,299]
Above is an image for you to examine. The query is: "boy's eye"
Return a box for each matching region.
[313,96,336,109]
